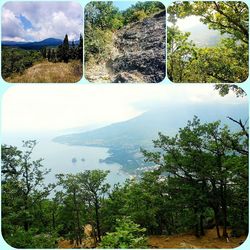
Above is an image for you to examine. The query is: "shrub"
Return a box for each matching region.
[99,217,147,249]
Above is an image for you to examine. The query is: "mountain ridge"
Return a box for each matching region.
[2,38,79,50]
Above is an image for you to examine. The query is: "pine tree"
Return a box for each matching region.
[78,34,83,62]
[70,41,76,60]
[62,34,69,63]
[56,45,63,62]
[47,48,51,61]
[40,47,47,58]
[51,49,56,63]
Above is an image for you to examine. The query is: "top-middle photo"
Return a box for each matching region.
[84,1,166,83]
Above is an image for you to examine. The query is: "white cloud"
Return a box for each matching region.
[1,8,25,41]
[2,2,82,41]
[2,85,248,134]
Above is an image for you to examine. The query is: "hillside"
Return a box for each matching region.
[6,60,82,83]
[58,227,246,248]
[54,103,248,172]
[85,11,166,83]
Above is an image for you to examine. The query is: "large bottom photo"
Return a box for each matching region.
[1,84,248,248]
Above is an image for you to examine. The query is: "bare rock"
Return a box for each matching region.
[112,11,166,83]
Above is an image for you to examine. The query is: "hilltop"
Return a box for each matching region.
[6,60,82,83]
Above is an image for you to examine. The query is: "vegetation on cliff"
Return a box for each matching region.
[167,1,248,83]
[84,1,166,83]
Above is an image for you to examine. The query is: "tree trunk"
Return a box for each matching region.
[213,206,221,238]
[73,188,82,245]
[94,198,101,242]
[200,215,205,236]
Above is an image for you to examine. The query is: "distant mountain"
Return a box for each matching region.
[2,38,63,50]
[53,102,248,173]
[54,102,248,148]
[2,38,79,50]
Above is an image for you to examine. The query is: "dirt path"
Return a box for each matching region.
[85,33,119,83]
[58,228,247,249]
[148,228,246,249]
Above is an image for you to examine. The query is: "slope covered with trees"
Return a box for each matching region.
[85,1,166,83]
[2,115,248,248]
[167,1,248,83]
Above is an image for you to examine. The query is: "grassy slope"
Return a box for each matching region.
[6,60,82,83]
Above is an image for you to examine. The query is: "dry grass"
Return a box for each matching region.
[148,228,247,249]
[6,60,83,83]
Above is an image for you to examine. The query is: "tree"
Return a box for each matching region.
[142,116,248,238]
[40,47,47,58]
[56,174,85,246]
[167,1,249,83]
[1,141,54,247]
[47,48,51,61]
[168,1,248,43]
[78,34,83,62]
[78,170,110,242]
[62,34,70,63]
[100,217,147,248]
[51,49,56,63]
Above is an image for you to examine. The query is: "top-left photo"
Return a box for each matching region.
[1,1,83,83]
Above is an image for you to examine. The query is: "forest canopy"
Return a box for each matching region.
[167,1,249,83]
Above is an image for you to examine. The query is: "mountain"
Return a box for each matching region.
[2,38,63,50]
[2,38,80,50]
[54,103,248,172]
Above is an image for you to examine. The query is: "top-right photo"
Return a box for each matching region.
[167,1,249,83]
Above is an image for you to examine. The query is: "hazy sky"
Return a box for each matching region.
[2,1,82,42]
[174,15,222,46]
[2,85,247,134]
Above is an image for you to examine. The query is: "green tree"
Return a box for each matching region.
[78,170,110,242]
[78,34,83,62]
[47,48,51,61]
[142,116,248,238]
[56,174,85,245]
[1,141,54,247]
[167,1,249,83]
[99,217,147,249]
[62,34,70,63]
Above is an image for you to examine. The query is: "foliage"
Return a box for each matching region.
[4,227,58,248]
[84,1,165,63]
[1,141,55,247]
[142,116,248,238]
[123,1,165,24]
[1,47,43,79]
[167,1,248,83]
[100,217,147,248]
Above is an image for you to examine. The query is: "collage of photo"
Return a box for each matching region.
[0,1,249,249]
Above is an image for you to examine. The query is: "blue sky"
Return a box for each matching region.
[113,1,136,11]
[2,2,82,42]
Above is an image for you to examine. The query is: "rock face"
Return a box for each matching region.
[111,11,166,83]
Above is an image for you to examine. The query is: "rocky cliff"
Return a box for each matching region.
[112,11,166,83]
[86,11,166,83]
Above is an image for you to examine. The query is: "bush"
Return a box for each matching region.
[4,227,58,248]
[85,26,113,62]
[99,217,147,249]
